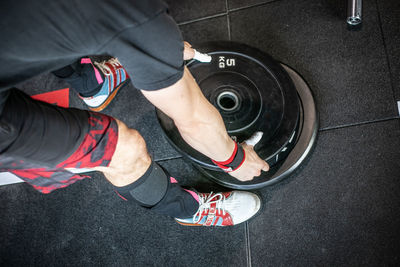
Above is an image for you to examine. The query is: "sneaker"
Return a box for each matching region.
[175,191,261,226]
[81,58,130,112]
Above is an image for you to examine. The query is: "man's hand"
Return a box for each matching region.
[183,41,195,60]
[183,41,212,62]
[229,132,270,181]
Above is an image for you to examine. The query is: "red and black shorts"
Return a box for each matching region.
[0,89,118,193]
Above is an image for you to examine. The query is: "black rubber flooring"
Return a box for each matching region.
[1,0,400,266]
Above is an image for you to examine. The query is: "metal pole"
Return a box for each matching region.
[347,0,362,26]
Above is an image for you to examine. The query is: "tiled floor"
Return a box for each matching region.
[1,0,399,266]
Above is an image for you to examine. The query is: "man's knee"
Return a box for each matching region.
[118,123,148,160]
[97,119,151,186]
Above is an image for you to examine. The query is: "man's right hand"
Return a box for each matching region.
[229,143,270,182]
[183,41,195,60]
[224,132,269,181]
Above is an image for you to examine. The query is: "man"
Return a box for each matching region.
[0,0,269,226]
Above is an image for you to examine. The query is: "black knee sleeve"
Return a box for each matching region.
[114,161,168,207]
[114,161,199,218]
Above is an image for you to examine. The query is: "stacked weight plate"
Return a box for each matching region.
[156,41,318,189]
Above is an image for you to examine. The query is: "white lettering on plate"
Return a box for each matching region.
[218,56,235,68]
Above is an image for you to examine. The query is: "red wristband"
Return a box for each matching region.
[212,142,246,172]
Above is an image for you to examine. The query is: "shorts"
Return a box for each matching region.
[0,90,118,193]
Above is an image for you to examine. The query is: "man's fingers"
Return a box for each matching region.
[256,157,269,173]
[183,41,212,62]
[183,44,195,60]
[262,161,270,172]
[243,131,263,147]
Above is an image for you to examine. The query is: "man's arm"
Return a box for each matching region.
[141,66,269,181]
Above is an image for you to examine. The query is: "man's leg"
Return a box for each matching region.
[91,119,261,226]
[0,90,260,226]
[93,119,151,187]
[0,89,198,218]
[92,119,200,219]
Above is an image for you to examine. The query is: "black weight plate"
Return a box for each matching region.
[196,63,318,190]
[156,41,300,171]
[200,71,265,135]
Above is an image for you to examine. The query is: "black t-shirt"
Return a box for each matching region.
[0,0,184,110]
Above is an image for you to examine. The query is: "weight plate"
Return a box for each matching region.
[156,41,300,171]
[196,63,318,189]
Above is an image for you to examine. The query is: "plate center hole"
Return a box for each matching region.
[217,91,240,111]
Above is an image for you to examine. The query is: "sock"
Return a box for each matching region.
[151,176,199,219]
[52,60,104,97]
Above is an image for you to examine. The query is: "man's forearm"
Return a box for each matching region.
[142,67,235,162]
[174,95,235,162]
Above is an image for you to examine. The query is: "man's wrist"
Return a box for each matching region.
[212,142,246,172]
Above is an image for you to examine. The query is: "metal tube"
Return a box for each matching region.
[347,0,362,25]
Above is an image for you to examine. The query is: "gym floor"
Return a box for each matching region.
[1,0,399,266]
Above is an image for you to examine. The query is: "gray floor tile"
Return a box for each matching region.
[230,0,398,128]
[165,0,226,23]
[179,16,229,46]
[377,0,400,102]
[248,120,400,266]
[0,166,247,266]
[17,72,88,110]
[228,0,275,10]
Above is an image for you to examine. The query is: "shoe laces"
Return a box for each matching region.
[94,58,122,76]
[193,192,227,224]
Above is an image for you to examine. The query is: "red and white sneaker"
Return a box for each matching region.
[81,58,130,112]
[175,191,261,226]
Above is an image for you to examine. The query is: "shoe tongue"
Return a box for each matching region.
[208,193,221,201]
[208,193,221,200]
[210,201,220,213]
